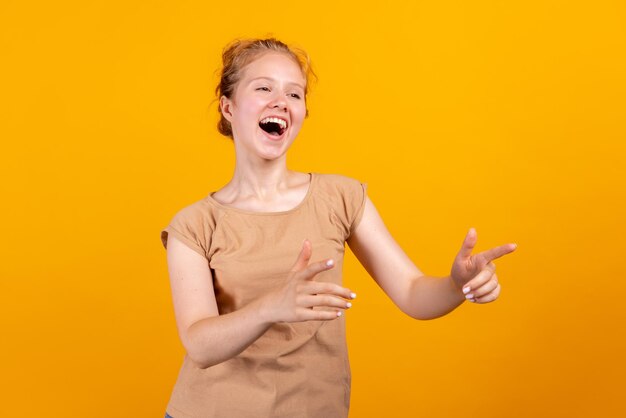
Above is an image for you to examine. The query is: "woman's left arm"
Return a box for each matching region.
[346,196,517,320]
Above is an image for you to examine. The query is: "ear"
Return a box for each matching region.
[220,95,234,123]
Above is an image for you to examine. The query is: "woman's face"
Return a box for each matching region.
[221,52,307,161]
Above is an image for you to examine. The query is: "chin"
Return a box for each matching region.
[258,129,298,151]
[259,142,292,160]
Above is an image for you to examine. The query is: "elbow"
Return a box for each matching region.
[185,346,215,370]
[181,332,214,370]
[191,357,214,370]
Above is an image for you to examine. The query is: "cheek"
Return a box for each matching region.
[292,102,307,122]
[234,99,263,126]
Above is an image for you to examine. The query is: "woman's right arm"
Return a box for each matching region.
[165,236,355,369]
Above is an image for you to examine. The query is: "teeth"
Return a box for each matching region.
[260,117,287,130]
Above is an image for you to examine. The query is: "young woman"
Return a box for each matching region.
[160,38,517,418]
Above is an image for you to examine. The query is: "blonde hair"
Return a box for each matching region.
[215,38,317,139]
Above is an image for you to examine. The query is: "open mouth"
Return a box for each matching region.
[259,117,288,137]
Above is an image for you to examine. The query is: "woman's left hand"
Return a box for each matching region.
[450,228,517,304]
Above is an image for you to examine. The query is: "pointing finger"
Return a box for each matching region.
[291,239,313,272]
[479,243,518,263]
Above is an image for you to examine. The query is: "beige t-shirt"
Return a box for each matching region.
[160,172,368,418]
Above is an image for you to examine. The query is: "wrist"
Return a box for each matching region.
[449,272,463,292]
[447,274,467,303]
[251,296,276,326]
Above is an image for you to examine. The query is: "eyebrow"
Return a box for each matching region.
[247,76,305,90]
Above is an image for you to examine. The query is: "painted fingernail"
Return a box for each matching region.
[463,286,471,294]
[326,259,334,267]
[337,311,343,317]
[346,302,352,308]
[465,294,474,300]
[350,292,357,299]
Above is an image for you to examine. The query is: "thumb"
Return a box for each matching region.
[290,239,312,273]
[458,227,477,259]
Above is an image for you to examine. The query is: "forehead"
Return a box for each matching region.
[240,52,306,86]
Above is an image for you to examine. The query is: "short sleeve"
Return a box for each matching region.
[348,181,368,238]
[327,175,368,240]
[160,202,213,260]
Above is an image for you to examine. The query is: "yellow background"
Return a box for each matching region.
[1,1,624,416]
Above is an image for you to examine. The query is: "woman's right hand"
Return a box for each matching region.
[258,239,356,324]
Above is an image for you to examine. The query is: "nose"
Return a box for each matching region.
[269,95,288,112]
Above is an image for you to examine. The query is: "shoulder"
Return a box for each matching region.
[314,172,369,239]
[314,172,367,196]
[161,195,221,257]
[169,195,217,227]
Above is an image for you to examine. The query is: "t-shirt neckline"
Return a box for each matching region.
[206,172,316,216]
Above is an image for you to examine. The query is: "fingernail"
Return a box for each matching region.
[326,259,334,267]
[462,286,471,294]
[346,302,352,308]
[465,294,474,300]
[470,298,476,303]
[350,292,357,299]
[337,311,342,317]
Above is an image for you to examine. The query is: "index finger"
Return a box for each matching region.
[479,243,518,263]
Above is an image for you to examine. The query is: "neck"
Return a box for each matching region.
[229,153,292,199]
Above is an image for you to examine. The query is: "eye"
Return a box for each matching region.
[289,93,302,99]
[256,86,270,92]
